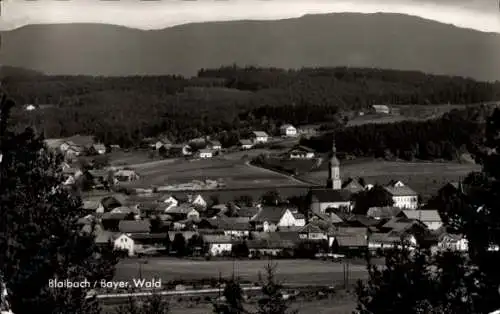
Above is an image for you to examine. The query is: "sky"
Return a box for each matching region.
[0,0,499,33]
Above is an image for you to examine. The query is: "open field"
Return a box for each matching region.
[298,159,481,199]
[118,157,309,190]
[114,259,368,287]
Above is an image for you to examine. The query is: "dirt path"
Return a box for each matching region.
[244,161,313,186]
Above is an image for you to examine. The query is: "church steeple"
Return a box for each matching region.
[326,138,341,190]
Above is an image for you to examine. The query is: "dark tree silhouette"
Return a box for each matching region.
[0,92,119,314]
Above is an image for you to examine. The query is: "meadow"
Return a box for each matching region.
[114,259,368,287]
[298,159,481,199]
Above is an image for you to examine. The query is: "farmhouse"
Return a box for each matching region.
[199,149,213,159]
[115,169,140,182]
[207,140,222,150]
[401,210,443,230]
[287,146,315,159]
[384,181,418,209]
[280,124,297,137]
[372,105,390,114]
[298,224,327,241]
[165,204,200,220]
[251,131,269,144]
[202,235,234,256]
[239,139,254,150]
[114,234,136,256]
[252,207,305,232]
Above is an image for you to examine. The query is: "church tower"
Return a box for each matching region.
[326,139,342,190]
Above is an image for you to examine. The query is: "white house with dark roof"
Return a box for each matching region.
[251,131,269,144]
[239,139,254,150]
[287,146,315,159]
[383,181,418,209]
[202,235,234,256]
[251,207,304,232]
[280,124,297,137]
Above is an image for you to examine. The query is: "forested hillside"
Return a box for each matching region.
[3,66,500,148]
[301,105,495,161]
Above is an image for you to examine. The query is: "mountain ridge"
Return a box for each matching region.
[1,13,499,80]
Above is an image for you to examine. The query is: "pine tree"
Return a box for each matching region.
[257,263,297,314]
[213,278,245,314]
[0,92,119,313]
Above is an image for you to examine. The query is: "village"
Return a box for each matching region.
[41,116,473,265]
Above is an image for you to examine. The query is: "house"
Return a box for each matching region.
[287,146,315,159]
[165,204,200,221]
[252,207,304,232]
[208,140,222,150]
[383,181,418,209]
[401,210,443,230]
[372,105,390,114]
[239,139,254,150]
[100,196,124,213]
[331,227,369,256]
[292,212,306,226]
[308,189,352,215]
[280,124,297,137]
[202,235,234,256]
[298,224,327,241]
[368,233,406,251]
[342,178,365,194]
[251,131,269,144]
[199,149,213,159]
[118,220,151,234]
[247,239,295,257]
[187,194,207,209]
[114,234,136,256]
[158,195,179,211]
[115,169,140,182]
[90,144,107,155]
[366,206,402,220]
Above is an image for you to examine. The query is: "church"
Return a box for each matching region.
[307,140,353,215]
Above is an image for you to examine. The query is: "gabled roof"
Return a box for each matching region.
[369,232,401,244]
[202,234,234,244]
[129,233,169,241]
[367,206,402,219]
[342,178,365,193]
[209,140,222,146]
[239,139,253,146]
[289,146,315,153]
[299,224,324,234]
[336,234,367,247]
[280,124,295,130]
[166,204,197,215]
[252,131,269,137]
[252,207,289,224]
[383,184,417,196]
[309,189,352,203]
[238,206,260,218]
[118,220,151,233]
[402,210,442,223]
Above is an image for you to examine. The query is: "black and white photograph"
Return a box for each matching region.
[0,0,500,313]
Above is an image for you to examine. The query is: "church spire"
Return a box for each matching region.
[326,137,341,190]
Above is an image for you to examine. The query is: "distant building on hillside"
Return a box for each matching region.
[251,131,269,144]
[280,124,297,137]
[372,105,390,114]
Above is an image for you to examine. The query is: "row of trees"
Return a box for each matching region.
[4,65,500,148]
[302,105,492,161]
